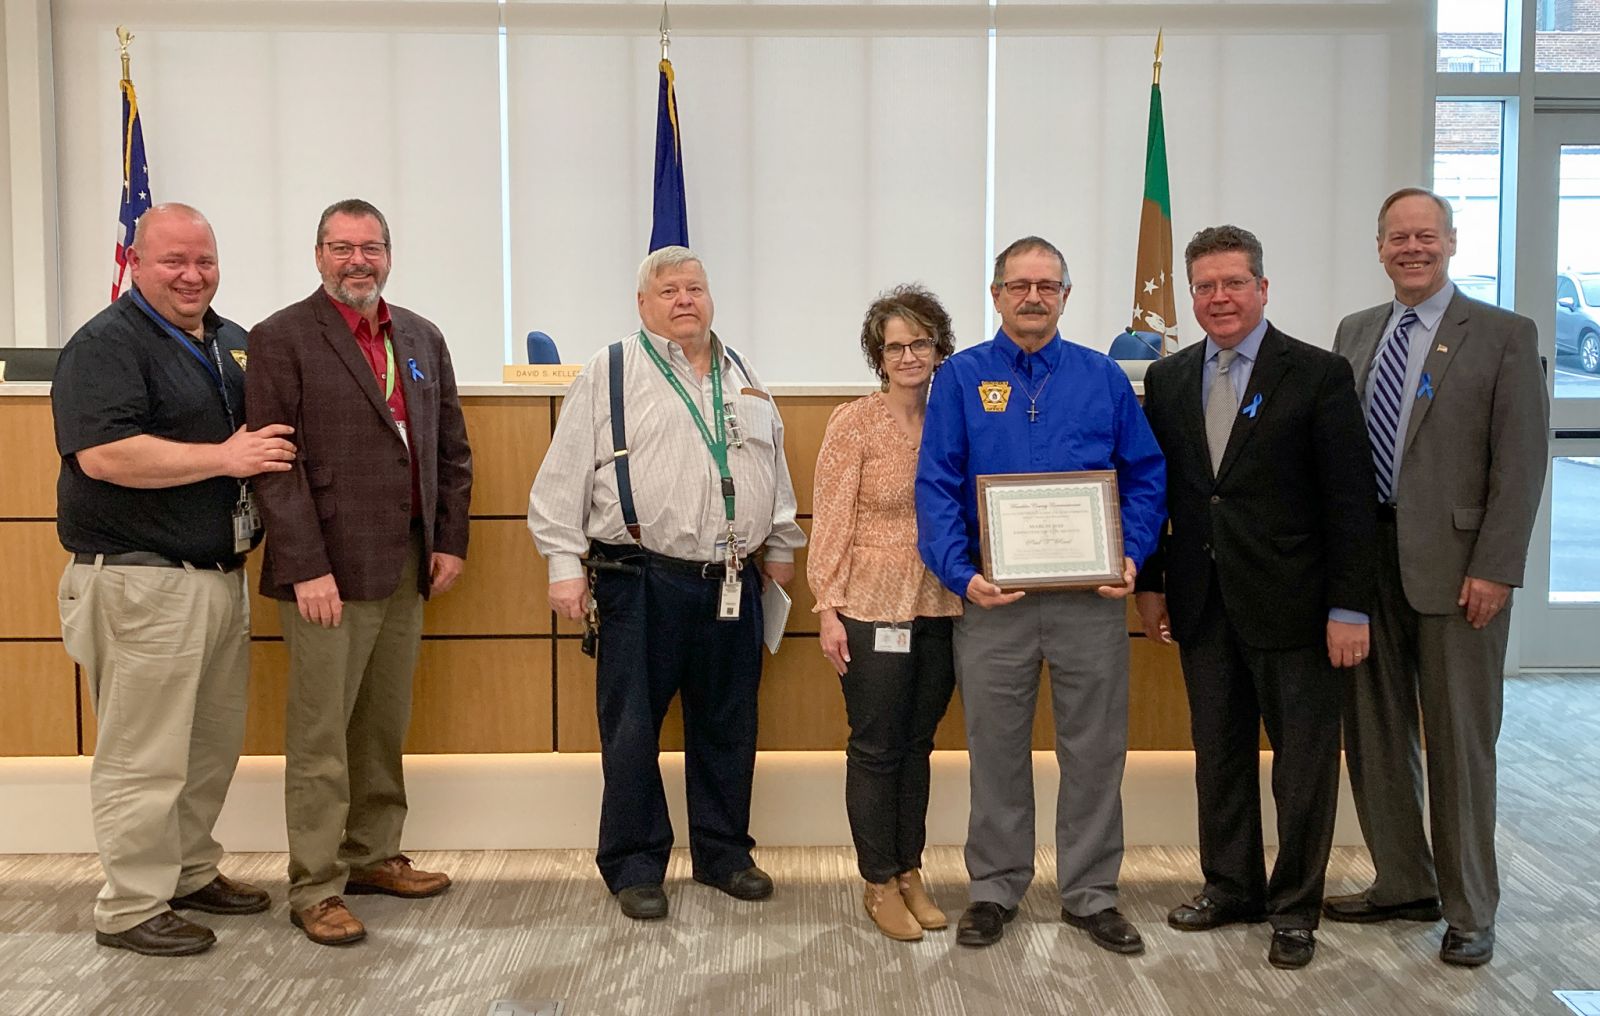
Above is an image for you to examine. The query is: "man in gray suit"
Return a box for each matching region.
[1324,187,1548,967]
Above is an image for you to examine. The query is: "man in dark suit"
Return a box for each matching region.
[246,198,473,946]
[1136,224,1377,969]
[1324,188,1548,968]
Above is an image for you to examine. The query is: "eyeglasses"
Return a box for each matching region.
[884,339,935,360]
[999,279,1066,298]
[1190,277,1258,298]
[322,241,389,261]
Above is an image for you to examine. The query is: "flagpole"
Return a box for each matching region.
[1152,27,1163,86]
[660,2,670,61]
[117,25,133,81]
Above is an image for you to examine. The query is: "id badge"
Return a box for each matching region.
[396,419,410,452]
[714,534,747,562]
[719,573,743,620]
[240,486,262,530]
[232,508,255,554]
[874,624,912,654]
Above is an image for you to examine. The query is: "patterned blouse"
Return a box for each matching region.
[808,393,963,623]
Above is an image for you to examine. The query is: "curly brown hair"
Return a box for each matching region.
[859,284,956,384]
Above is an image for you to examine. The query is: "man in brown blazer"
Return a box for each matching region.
[246,198,473,946]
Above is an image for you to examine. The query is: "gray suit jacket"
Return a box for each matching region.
[1333,290,1548,614]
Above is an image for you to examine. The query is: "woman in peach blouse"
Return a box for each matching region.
[808,284,963,942]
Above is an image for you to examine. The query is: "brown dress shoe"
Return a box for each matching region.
[171,873,270,916]
[345,855,452,899]
[95,911,216,957]
[864,881,923,941]
[291,896,366,946]
[896,869,948,930]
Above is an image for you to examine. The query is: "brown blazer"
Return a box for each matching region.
[245,288,472,602]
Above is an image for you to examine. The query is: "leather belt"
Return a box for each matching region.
[588,542,745,581]
[73,551,244,573]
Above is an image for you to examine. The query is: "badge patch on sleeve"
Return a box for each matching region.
[230,349,248,370]
[978,381,1011,412]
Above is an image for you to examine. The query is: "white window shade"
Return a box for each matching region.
[52,5,505,380]
[995,28,1425,352]
[507,30,989,381]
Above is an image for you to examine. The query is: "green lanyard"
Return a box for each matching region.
[637,330,735,524]
[381,335,396,400]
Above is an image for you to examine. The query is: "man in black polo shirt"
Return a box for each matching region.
[55,203,297,957]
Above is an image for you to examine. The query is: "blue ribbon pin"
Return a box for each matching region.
[408,357,424,382]
[1417,372,1434,400]
[1241,393,1263,419]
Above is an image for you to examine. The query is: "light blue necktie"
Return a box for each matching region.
[1367,308,1418,503]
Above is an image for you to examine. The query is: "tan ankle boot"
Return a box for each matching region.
[864,881,923,941]
[897,869,947,930]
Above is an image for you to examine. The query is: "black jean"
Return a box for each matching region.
[837,614,956,883]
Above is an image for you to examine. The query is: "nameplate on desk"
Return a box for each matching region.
[503,364,582,384]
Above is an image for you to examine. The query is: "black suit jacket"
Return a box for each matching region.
[245,289,473,602]
[1136,324,1377,650]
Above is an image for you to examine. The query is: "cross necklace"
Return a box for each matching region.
[1007,363,1054,423]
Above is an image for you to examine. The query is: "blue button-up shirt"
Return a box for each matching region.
[915,330,1167,597]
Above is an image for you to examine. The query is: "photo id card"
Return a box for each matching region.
[874,624,911,653]
[719,574,742,620]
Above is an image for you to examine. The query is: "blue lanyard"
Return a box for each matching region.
[130,288,236,429]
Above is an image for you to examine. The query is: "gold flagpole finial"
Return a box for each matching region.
[659,2,671,62]
[1152,28,1164,86]
[116,26,134,82]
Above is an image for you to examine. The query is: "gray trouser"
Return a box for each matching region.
[1343,518,1508,931]
[955,590,1128,916]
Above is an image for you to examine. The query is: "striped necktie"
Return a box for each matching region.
[1367,307,1419,503]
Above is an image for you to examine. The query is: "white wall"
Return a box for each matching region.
[0,6,13,347]
[30,1,1426,380]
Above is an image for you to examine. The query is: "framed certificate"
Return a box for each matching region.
[975,470,1124,591]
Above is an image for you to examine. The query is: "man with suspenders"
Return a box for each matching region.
[529,246,805,921]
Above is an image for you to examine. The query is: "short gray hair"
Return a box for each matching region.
[1378,187,1454,237]
[992,236,1071,290]
[637,246,705,292]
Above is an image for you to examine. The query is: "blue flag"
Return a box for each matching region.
[649,58,688,252]
[113,76,152,302]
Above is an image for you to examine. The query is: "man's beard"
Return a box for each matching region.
[329,268,383,310]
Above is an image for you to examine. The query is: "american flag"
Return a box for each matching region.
[112,76,151,302]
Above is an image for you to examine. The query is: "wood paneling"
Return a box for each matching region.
[463,397,551,517]
[0,521,68,638]
[0,398,60,517]
[422,520,549,635]
[0,642,78,756]
[249,520,550,638]
[87,639,555,756]
[780,396,853,517]
[1128,639,1192,749]
[786,519,817,633]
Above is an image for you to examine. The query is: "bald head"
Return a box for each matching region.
[127,203,220,333]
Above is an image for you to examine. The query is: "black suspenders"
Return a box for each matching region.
[606,334,756,547]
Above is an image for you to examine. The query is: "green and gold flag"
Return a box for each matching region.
[1128,35,1177,355]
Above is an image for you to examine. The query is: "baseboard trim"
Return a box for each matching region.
[0,751,1363,853]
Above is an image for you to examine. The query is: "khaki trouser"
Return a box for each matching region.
[282,535,423,912]
[58,559,251,934]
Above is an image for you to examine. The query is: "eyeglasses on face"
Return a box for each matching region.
[884,338,935,360]
[1189,277,1258,298]
[321,241,389,261]
[999,279,1066,298]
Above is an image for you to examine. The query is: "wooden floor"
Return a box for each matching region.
[0,673,1596,1016]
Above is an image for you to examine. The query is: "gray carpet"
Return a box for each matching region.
[1,673,1596,1016]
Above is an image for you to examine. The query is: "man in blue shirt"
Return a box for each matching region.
[916,235,1165,952]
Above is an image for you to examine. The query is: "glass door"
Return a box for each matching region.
[1518,110,1600,666]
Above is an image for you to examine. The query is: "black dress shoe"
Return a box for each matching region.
[1440,925,1494,967]
[1322,891,1443,924]
[956,901,1017,947]
[1268,928,1316,969]
[171,874,270,916]
[1167,894,1265,931]
[1062,907,1144,955]
[616,884,668,920]
[693,866,774,901]
[95,911,216,957]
